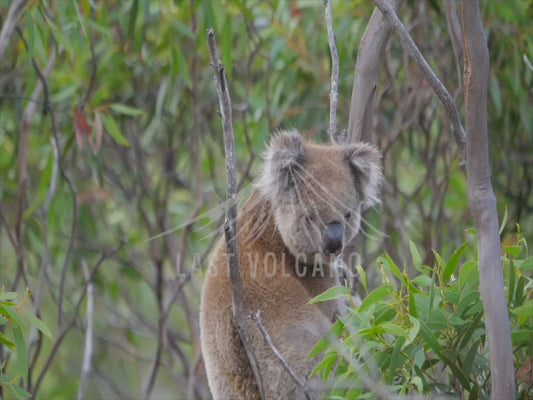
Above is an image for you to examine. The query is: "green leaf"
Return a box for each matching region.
[355,264,367,293]
[503,245,522,258]
[13,326,28,383]
[308,319,344,358]
[511,303,533,326]
[409,240,423,271]
[407,315,420,346]
[516,257,533,270]
[1,305,25,330]
[13,384,32,399]
[0,292,18,301]
[309,351,338,379]
[411,275,433,287]
[418,319,441,353]
[511,330,533,346]
[359,285,393,312]
[378,254,402,280]
[309,286,350,304]
[23,311,52,339]
[102,114,130,147]
[459,261,479,288]
[515,276,526,307]
[389,335,406,378]
[499,205,508,234]
[381,322,410,340]
[462,340,480,378]
[0,330,15,349]
[110,103,145,116]
[444,243,467,283]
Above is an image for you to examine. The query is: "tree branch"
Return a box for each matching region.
[348,0,400,143]
[251,311,311,400]
[444,0,464,92]
[324,0,341,144]
[460,1,515,397]
[77,260,94,400]
[206,28,265,400]
[0,0,28,60]
[372,0,466,150]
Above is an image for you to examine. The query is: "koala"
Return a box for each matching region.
[200,130,382,399]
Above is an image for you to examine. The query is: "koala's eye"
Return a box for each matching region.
[344,211,352,220]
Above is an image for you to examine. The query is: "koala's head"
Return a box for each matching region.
[256,130,383,266]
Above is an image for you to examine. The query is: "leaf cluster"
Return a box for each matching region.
[311,226,533,399]
[0,289,51,400]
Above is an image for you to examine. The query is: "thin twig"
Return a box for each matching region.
[206,28,265,400]
[524,54,533,72]
[373,0,466,150]
[251,311,311,400]
[77,260,94,400]
[324,0,340,143]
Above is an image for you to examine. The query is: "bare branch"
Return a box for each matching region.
[444,0,464,92]
[0,0,28,60]
[251,311,310,399]
[460,1,515,397]
[348,0,400,143]
[324,0,341,143]
[372,0,466,150]
[77,260,94,400]
[206,28,265,400]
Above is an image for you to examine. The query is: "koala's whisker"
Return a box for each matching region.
[296,167,353,212]
[360,215,389,239]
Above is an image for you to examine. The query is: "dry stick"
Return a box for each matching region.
[206,28,265,400]
[251,311,311,400]
[460,1,515,398]
[348,0,400,143]
[372,0,466,150]
[324,0,341,144]
[0,0,28,60]
[77,260,94,400]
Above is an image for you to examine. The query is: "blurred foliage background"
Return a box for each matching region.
[0,0,531,398]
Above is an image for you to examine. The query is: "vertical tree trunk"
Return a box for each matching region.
[461,1,515,397]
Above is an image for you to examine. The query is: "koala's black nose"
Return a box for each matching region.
[323,222,343,255]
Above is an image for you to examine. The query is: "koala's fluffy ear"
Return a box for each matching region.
[344,143,383,209]
[256,130,306,202]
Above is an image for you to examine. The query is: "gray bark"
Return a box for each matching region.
[460,1,515,397]
[347,0,400,143]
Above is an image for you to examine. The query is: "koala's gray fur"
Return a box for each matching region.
[200,130,383,399]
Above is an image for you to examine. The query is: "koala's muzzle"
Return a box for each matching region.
[323,222,343,255]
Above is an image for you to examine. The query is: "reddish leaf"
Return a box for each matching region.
[74,108,91,149]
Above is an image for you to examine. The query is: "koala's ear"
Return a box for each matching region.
[344,142,383,209]
[256,130,306,202]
